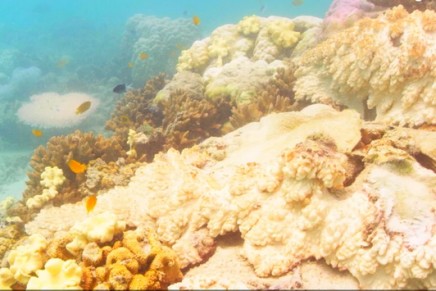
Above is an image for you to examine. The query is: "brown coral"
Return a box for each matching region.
[46,232,75,260]
[368,0,436,12]
[161,89,232,151]
[105,74,167,138]
[0,224,23,261]
[21,130,127,221]
[229,63,300,131]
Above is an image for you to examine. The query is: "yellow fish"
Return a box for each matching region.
[85,194,97,213]
[192,15,200,26]
[139,52,149,60]
[56,57,70,68]
[68,159,87,174]
[75,101,91,115]
[31,129,43,137]
[128,62,134,68]
[292,0,303,6]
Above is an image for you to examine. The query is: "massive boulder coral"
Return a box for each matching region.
[20,104,436,289]
[294,5,436,127]
[122,15,200,86]
[175,15,320,104]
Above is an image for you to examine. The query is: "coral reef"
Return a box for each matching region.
[26,166,65,209]
[19,130,127,221]
[26,258,82,289]
[105,73,167,140]
[321,0,379,36]
[7,234,48,284]
[177,15,318,73]
[160,89,232,151]
[15,104,436,289]
[16,92,99,128]
[228,62,299,131]
[368,0,436,12]
[122,15,200,86]
[294,5,436,126]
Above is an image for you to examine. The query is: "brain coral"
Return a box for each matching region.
[294,5,436,126]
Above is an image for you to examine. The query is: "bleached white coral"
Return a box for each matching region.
[20,104,436,289]
[26,258,82,290]
[7,234,48,284]
[294,6,436,126]
[16,92,99,128]
[66,212,126,256]
[26,166,66,209]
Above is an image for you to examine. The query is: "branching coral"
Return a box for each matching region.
[229,63,299,130]
[294,5,436,126]
[161,89,232,151]
[22,130,126,218]
[105,73,167,139]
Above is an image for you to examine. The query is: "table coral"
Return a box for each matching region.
[294,5,436,127]
[26,258,82,290]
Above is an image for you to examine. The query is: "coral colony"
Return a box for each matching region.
[0,2,435,290]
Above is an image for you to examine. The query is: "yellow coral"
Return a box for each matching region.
[40,166,66,188]
[66,212,126,256]
[0,268,15,290]
[238,15,261,36]
[267,19,301,48]
[108,264,132,291]
[122,230,149,266]
[106,247,139,274]
[177,40,209,72]
[7,234,48,284]
[26,258,82,290]
[26,166,66,209]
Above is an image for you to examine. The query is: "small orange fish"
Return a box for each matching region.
[56,57,70,68]
[76,101,91,115]
[192,15,200,26]
[128,62,134,68]
[139,52,149,60]
[32,129,43,137]
[292,0,303,6]
[68,159,87,174]
[85,194,97,213]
